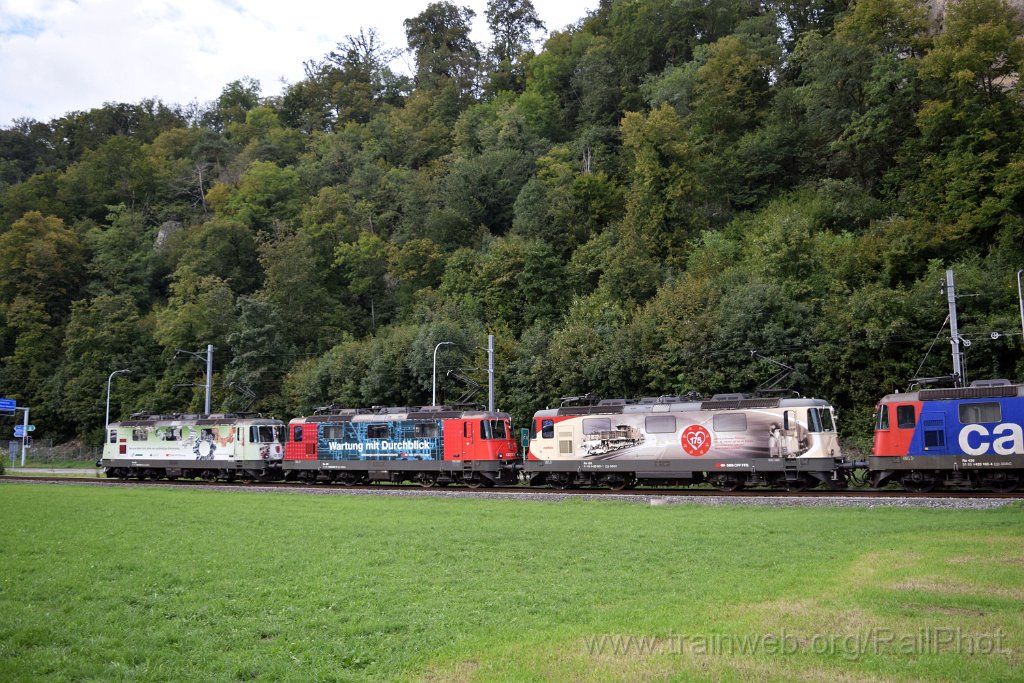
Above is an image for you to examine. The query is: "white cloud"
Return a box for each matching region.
[0,0,594,124]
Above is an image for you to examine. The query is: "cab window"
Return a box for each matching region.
[875,405,890,431]
[479,419,507,440]
[249,425,279,443]
[896,405,916,429]
[293,425,303,442]
[540,419,554,439]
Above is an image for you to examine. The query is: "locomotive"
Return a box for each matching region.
[282,405,519,487]
[96,382,1024,492]
[523,393,847,491]
[100,412,286,481]
[870,379,1024,492]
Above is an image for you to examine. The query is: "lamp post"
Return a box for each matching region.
[105,369,130,430]
[1017,269,1024,345]
[432,342,454,406]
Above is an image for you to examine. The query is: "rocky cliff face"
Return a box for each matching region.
[925,0,1024,32]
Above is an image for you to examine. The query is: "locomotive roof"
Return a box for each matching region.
[533,395,832,417]
[290,406,511,423]
[879,380,1024,403]
[112,413,284,427]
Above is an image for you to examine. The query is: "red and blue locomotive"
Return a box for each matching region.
[283,405,519,487]
[870,380,1024,492]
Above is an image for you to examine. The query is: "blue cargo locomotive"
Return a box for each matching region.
[871,380,1024,492]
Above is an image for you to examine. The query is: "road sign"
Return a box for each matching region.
[0,398,15,413]
[14,426,24,437]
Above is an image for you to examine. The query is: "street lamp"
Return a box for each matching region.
[1017,269,1024,345]
[432,342,454,406]
[105,369,131,431]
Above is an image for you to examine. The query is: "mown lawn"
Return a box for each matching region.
[0,483,1021,682]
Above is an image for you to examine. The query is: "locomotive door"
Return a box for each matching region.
[462,421,476,458]
[890,403,918,457]
[533,418,557,459]
[556,425,576,459]
[921,413,947,454]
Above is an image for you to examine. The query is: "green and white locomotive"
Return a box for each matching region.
[101,412,286,481]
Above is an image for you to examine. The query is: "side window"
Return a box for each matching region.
[480,420,493,440]
[322,425,343,440]
[414,422,438,438]
[293,425,303,443]
[645,415,676,434]
[583,418,611,435]
[201,428,215,440]
[959,402,1001,424]
[896,405,916,429]
[132,428,147,442]
[541,419,554,439]
[367,423,389,439]
[491,420,507,439]
[161,427,180,441]
[875,405,890,431]
[713,413,747,432]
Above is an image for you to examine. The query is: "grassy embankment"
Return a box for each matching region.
[0,483,1021,681]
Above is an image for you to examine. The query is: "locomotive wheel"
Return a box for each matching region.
[709,474,744,492]
[201,469,218,482]
[336,472,361,486]
[986,472,1020,493]
[414,472,437,488]
[603,474,632,491]
[546,473,573,490]
[463,474,484,489]
[901,472,937,493]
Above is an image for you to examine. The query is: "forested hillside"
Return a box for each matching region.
[1,0,1023,450]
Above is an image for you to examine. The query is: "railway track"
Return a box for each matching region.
[3,474,1023,502]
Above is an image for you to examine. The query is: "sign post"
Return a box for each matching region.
[16,406,29,466]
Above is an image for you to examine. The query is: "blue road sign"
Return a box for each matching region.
[0,398,15,413]
[14,426,24,437]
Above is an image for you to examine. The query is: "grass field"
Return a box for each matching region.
[0,484,1021,682]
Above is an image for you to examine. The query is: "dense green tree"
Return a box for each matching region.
[84,206,159,304]
[224,296,295,414]
[52,294,157,438]
[207,160,304,231]
[0,211,86,315]
[484,0,545,93]
[405,2,481,99]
